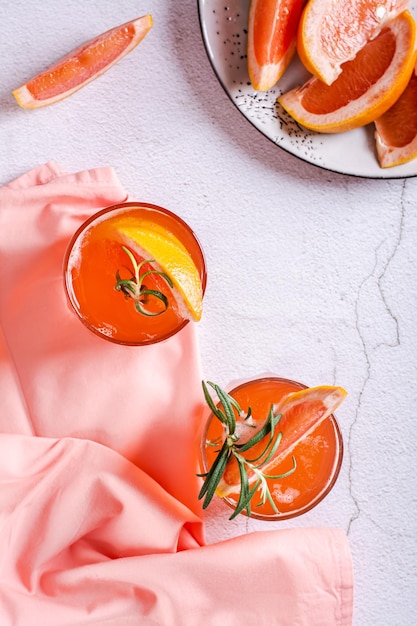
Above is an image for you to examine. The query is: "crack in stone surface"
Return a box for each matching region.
[375,185,405,349]
[347,180,407,536]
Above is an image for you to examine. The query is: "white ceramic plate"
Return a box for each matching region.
[197,0,417,179]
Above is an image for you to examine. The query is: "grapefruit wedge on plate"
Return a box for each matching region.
[279,11,417,134]
[297,0,411,85]
[247,0,306,91]
[13,15,153,108]
[375,61,417,167]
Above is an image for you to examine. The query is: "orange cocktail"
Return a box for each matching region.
[64,202,206,345]
[200,377,344,521]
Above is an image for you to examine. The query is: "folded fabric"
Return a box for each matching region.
[0,163,203,518]
[0,163,354,625]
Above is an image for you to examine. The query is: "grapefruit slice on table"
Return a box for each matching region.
[216,385,347,498]
[13,15,153,108]
[278,11,417,134]
[114,219,204,322]
[297,0,411,85]
[374,61,417,167]
[247,0,306,91]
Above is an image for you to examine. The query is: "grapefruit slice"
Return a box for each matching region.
[247,0,306,91]
[374,61,417,167]
[297,0,411,85]
[13,15,153,108]
[114,218,203,322]
[278,11,417,134]
[216,385,347,498]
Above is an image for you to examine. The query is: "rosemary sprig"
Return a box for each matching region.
[198,381,296,520]
[115,245,173,316]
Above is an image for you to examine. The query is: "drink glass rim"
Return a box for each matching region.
[200,376,344,522]
[63,201,207,346]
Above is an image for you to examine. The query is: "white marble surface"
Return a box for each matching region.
[1,1,416,625]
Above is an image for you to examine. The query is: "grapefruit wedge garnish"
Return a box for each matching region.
[214,384,347,499]
[247,0,306,91]
[278,11,417,134]
[374,60,417,167]
[297,0,411,85]
[113,217,204,322]
[13,15,153,108]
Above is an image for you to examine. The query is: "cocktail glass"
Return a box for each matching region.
[64,202,206,345]
[200,377,343,521]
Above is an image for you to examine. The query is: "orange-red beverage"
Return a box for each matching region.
[201,377,343,521]
[64,202,206,345]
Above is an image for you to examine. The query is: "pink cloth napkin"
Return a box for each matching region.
[0,163,354,625]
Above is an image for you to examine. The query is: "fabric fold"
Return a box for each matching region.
[0,164,353,625]
[0,435,353,626]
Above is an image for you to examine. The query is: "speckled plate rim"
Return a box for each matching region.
[197,0,417,179]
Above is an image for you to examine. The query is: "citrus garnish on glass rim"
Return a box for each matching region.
[115,218,203,322]
[198,380,347,520]
[64,202,206,345]
[198,381,296,520]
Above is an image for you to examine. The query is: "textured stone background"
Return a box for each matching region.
[1,1,416,624]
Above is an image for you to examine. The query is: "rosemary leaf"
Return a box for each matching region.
[258,482,280,515]
[121,245,138,268]
[205,381,242,417]
[201,455,229,510]
[207,382,237,435]
[244,408,278,464]
[198,381,298,520]
[246,407,283,465]
[262,455,297,480]
[198,441,230,507]
[116,281,137,297]
[232,456,250,515]
[134,296,167,316]
[254,431,283,467]
[115,246,172,317]
[141,269,174,288]
[202,381,228,425]
[140,288,169,308]
[198,440,227,498]
[236,410,281,453]
[229,470,260,520]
